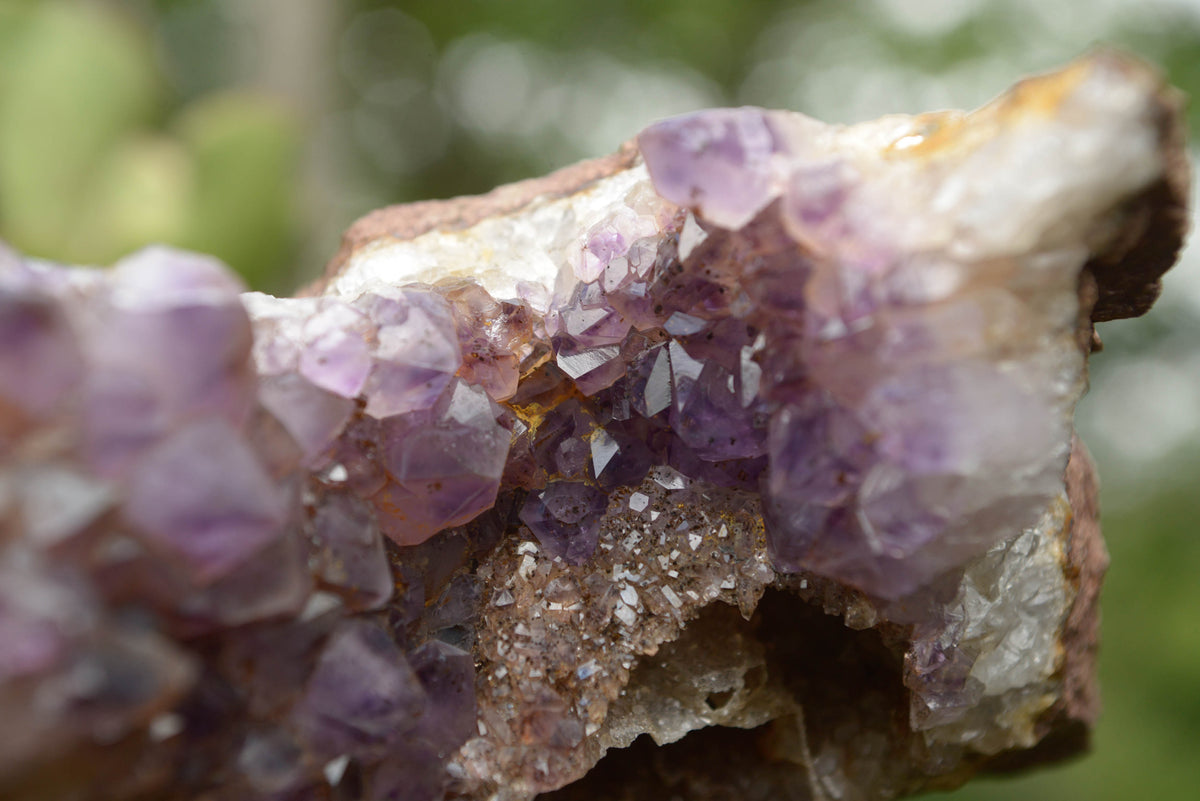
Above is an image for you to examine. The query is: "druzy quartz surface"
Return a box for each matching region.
[0,53,1188,800]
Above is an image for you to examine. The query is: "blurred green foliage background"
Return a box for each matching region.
[1,1,1198,799]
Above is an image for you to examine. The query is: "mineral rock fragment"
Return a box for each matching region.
[0,52,1188,801]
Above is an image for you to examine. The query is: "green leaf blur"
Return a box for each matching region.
[0,0,300,291]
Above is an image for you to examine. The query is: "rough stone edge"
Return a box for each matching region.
[302,143,641,296]
[1083,74,1190,323]
[309,92,1188,326]
[981,435,1109,774]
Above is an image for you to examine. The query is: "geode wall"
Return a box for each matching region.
[0,51,1188,801]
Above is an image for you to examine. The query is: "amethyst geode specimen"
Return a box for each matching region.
[0,53,1188,800]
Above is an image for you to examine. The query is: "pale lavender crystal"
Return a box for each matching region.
[361,289,463,418]
[81,249,255,474]
[601,239,660,330]
[258,372,354,463]
[104,247,254,420]
[553,282,631,348]
[758,275,1068,597]
[247,294,376,401]
[81,370,167,476]
[299,301,374,397]
[637,107,788,229]
[123,419,288,583]
[519,481,608,565]
[576,220,629,283]
[112,245,246,303]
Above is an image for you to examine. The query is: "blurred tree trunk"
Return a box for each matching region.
[244,0,344,280]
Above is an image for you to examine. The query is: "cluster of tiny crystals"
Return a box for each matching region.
[0,101,1101,799]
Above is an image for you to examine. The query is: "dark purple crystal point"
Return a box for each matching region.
[519,481,609,564]
[294,620,426,757]
[407,639,477,756]
[310,491,393,610]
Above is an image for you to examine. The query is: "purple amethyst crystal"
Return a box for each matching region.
[293,620,426,757]
[99,248,255,425]
[626,343,672,419]
[360,289,462,418]
[634,104,1082,600]
[258,373,355,464]
[670,355,766,461]
[76,258,256,476]
[309,491,393,611]
[519,481,609,564]
[444,281,534,402]
[589,420,658,488]
[552,281,631,349]
[636,108,790,229]
[123,419,288,583]
[374,378,511,545]
[299,302,374,398]
[368,747,448,801]
[0,282,82,417]
[553,339,627,396]
[0,557,87,682]
[175,527,312,632]
[530,399,596,483]
[407,639,477,756]
[236,727,309,796]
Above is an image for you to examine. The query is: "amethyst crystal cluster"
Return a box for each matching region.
[0,246,486,799]
[0,53,1188,800]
